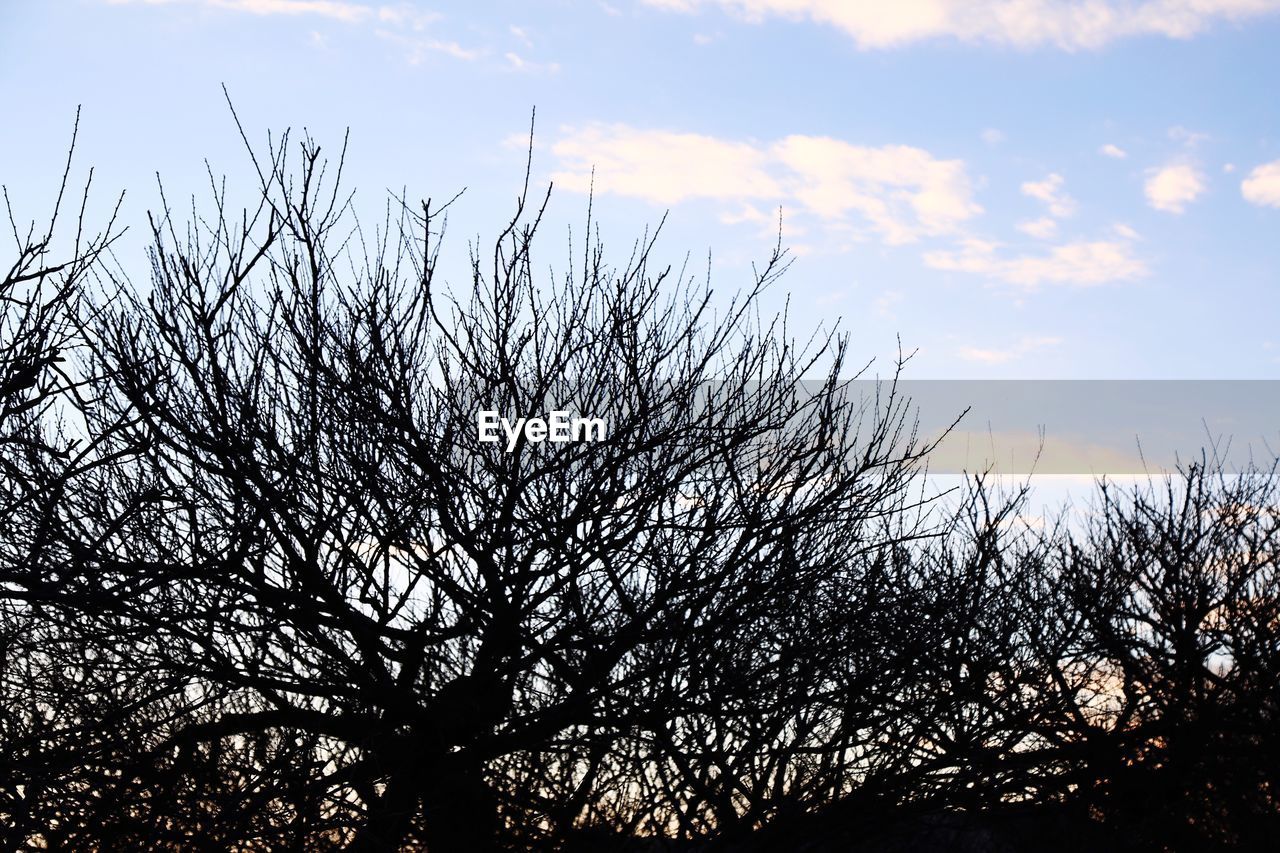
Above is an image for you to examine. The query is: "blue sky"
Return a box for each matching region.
[3,0,1280,380]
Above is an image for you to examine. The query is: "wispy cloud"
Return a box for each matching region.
[957,334,1062,364]
[1168,125,1210,147]
[1099,143,1128,159]
[551,123,1149,289]
[107,0,486,62]
[874,289,905,318]
[549,124,981,246]
[1016,216,1058,239]
[1021,173,1076,218]
[504,51,560,73]
[509,24,533,47]
[110,0,380,22]
[373,29,482,62]
[644,0,1280,50]
[217,0,372,19]
[924,236,1147,288]
[550,126,782,205]
[1144,163,1205,213]
[1241,160,1280,207]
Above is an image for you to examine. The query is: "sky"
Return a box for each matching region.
[2,0,1280,386]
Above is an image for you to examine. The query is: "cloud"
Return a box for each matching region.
[1099,143,1128,159]
[107,0,484,61]
[981,128,1006,144]
[1144,163,1205,213]
[1016,217,1058,239]
[1241,160,1280,207]
[643,0,1280,50]
[924,237,1147,288]
[416,38,481,61]
[553,123,1144,287]
[551,126,782,206]
[504,51,560,72]
[374,27,484,62]
[813,287,850,307]
[109,0,380,21]
[550,124,981,245]
[719,203,771,225]
[773,136,982,243]
[1021,173,1076,218]
[1168,125,1210,147]
[217,0,371,18]
[874,289,904,318]
[509,24,533,47]
[957,335,1062,364]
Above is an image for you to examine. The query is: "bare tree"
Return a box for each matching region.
[8,109,1279,852]
[0,111,134,850]
[1052,457,1280,849]
[28,118,943,849]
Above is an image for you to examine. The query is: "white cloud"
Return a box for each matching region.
[643,0,1280,50]
[1241,160,1280,207]
[773,136,981,243]
[552,124,1144,286]
[113,0,379,21]
[1099,143,1127,159]
[719,203,770,225]
[924,237,1147,288]
[432,40,483,60]
[509,24,533,46]
[1144,163,1205,213]
[375,27,483,62]
[981,128,1006,144]
[550,125,981,245]
[217,0,370,19]
[814,287,850,307]
[958,335,1062,364]
[504,51,560,72]
[551,126,782,206]
[1168,125,1210,147]
[1016,217,1058,239]
[874,289,904,318]
[1021,173,1076,218]
[108,0,482,61]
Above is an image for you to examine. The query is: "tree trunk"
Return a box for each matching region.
[351,748,498,851]
[422,756,500,852]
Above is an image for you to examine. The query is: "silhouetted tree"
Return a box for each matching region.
[1054,458,1280,850]
[0,112,134,850]
[33,118,942,849]
[5,109,1280,853]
